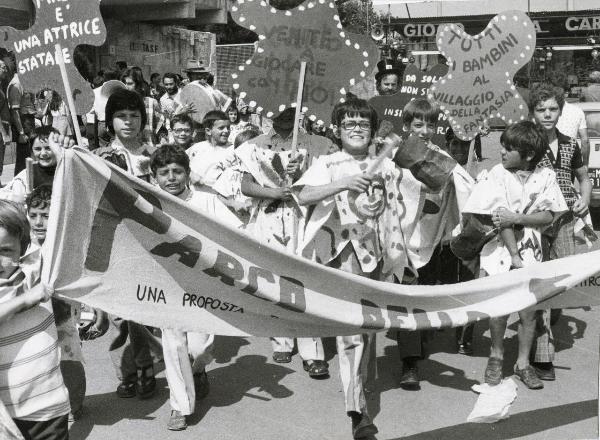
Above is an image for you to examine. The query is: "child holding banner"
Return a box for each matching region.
[295,98,424,438]
[150,144,214,431]
[237,107,331,377]
[0,199,70,440]
[21,184,86,422]
[462,121,566,389]
[94,88,158,399]
[95,89,156,182]
[186,111,243,228]
[0,126,65,204]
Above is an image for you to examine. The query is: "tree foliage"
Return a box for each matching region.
[196,0,379,44]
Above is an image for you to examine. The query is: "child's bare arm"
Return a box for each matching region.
[296,174,373,206]
[241,173,292,200]
[0,284,49,323]
[499,227,523,269]
[494,208,553,228]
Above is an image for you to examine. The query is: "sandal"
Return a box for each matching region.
[136,364,156,399]
[272,351,292,363]
[116,374,136,398]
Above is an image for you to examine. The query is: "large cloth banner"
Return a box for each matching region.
[42,149,600,337]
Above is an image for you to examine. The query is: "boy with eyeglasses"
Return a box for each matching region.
[294,98,429,439]
[170,114,196,150]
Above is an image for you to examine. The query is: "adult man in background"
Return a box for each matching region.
[3,51,35,174]
[550,71,590,164]
[150,73,165,101]
[582,71,600,102]
[375,59,402,96]
[0,57,11,183]
[160,73,182,117]
[184,60,229,111]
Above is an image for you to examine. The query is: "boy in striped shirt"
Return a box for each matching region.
[0,200,70,440]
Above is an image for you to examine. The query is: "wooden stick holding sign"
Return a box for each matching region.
[25,158,34,195]
[290,61,307,157]
[54,44,85,148]
[465,137,477,177]
[366,121,396,174]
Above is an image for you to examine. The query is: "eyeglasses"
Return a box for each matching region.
[173,128,192,134]
[340,121,371,131]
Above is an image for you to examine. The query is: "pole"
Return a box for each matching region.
[25,158,34,195]
[290,61,307,157]
[466,136,477,177]
[54,44,85,148]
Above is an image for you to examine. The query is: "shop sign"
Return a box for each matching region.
[129,41,160,53]
[403,22,463,38]
[565,16,600,32]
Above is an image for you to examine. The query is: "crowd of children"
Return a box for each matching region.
[0,75,592,440]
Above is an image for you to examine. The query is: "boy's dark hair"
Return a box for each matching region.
[402,98,440,125]
[0,200,30,256]
[202,110,229,130]
[30,126,59,144]
[105,89,147,135]
[171,114,195,129]
[150,72,161,82]
[150,144,190,176]
[331,98,378,137]
[26,184,52,211]
[528,82,565,112]
[163,72,178,83]
[116,61,127,70]
[234,126,261,148]
[500,120,548,169]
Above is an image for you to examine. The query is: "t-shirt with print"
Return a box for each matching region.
[294,151,424,280]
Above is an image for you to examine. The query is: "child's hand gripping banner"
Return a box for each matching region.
[41,148,600,337]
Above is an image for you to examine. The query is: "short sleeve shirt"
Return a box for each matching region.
[556,101,587,139]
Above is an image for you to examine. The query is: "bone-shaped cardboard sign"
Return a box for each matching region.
[0,0,106,115]
[230,0,379,122]
[369,63,449,148]
[429,10,535,141]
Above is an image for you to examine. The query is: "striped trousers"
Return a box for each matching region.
[533,217,577,362]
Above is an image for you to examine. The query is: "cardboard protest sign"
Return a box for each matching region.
[0,0,106,115]
[369,63,449,147]
[229,0,379,122]
[428,10,535,141]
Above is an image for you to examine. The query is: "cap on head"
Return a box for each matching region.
[184,59,209,73]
